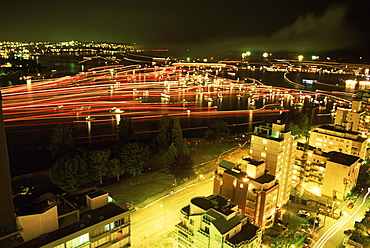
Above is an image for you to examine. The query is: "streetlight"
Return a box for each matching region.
[197,174,204,191]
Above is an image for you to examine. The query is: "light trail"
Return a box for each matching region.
[313,187,370,248]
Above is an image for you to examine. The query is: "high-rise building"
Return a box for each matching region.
[249,121,298,207]
[175,194,262,248]
[213,159,279,229]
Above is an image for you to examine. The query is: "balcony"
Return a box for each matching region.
[198,229,210,238]
[175,223,193,237]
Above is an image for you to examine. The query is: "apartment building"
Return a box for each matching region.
[309,125,368,160]
[175,194,262,248]
[334,90,370,137]
[14,189,131,248]
[0,92,131,248]
[249,121,298,207]
[294,144,362,202]
[213,159,279,229]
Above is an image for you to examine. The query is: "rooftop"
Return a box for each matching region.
[327,151,361,166]
[228,222,260,244]
[191,195,236,216]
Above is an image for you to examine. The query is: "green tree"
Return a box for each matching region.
[89,149,111,184]
[281,109,310,138]
[164,143,177,174]
[119,142,143,176]
[171,153,194,180]
[171,117,189,155]
[350,229,370,247]
[109,158,125,181]
[204,119,230,142]
[155,114,172,151]
[49,124,77,158]
[117,116,136,145]
[50,155,89,190]
[270,232,295,248]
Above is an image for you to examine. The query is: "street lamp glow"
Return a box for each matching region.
[263,52,269,58]
[298,55,304,61]
[246,51,251,56]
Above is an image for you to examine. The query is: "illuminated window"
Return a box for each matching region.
[240,184,244,188]
[263,139,267,144]
[233,179,237,187]
[261,152,266,157]
[66,233,89,248]
[315,142,323,146]
[316,138,323,142]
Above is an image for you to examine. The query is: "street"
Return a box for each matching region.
[130,177,214,247]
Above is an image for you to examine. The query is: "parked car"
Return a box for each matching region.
[298,210,311,218]
[347,202,354,209]
[344,229,352,235]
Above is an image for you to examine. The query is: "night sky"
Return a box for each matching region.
[2,0,369,58]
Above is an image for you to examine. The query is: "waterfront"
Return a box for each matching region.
[1,54,367,176]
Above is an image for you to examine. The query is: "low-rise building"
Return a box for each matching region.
[175,194,262,248]
[14,189,131,248]
[213,159,279,229]
[309,125,368,160]
[294,144,362,202]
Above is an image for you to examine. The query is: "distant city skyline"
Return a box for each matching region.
[2,0,369,58]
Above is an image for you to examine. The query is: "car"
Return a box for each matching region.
[347,202,354,209]
[298,210,311,218]
[344,229,352,235]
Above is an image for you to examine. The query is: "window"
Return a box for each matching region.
[261,152,266,157]
[190,219,194,226]
[215,234,222,242]
[66,233,89,248]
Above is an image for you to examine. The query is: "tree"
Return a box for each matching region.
[155,114,172,151]
[117,116,136,145]
[204,119,230,142]
[171,153,194,180]
[164,143,177,174]
[49,123,77,158]
[50,155,89,190]
[109,158,124,181]
[89,149,111,184]
[281,109,310,138]
[269,232,295,248]
[118,142,144,176]
[171,117,189,155]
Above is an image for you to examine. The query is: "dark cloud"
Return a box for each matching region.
[168,3,364,58]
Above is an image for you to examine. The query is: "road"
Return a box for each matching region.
[130,177,214,247]
[313,187,370,248]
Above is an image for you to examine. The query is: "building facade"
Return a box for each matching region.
[213,159,279,229]
[249,121,298,207]
[15,189,131,248]
[294,144,362,202]
[175,195,262,248]
[309,125,368,160]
